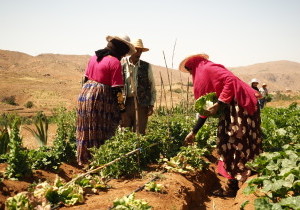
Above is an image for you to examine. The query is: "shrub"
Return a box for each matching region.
[24,101,34,108]
[1,96,17,106]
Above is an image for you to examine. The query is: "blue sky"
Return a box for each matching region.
[0,0,299,68]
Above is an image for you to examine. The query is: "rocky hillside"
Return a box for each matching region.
[229,60,300,92]
[0,49,299,115]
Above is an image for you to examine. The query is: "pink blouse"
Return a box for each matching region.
[186,58,258,115]
[84,55,123,87]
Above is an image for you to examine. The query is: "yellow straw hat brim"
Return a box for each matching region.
[106,35,136,56]
[179,54,209,73]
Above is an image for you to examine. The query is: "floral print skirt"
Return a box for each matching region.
[217,101,262,182]
[76,80,120,164]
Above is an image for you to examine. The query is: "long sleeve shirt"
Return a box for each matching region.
[123,59,156,106]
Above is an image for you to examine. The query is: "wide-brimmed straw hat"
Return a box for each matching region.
[179,54,209,73]
[106,35,136,56]
[131,39,149,52]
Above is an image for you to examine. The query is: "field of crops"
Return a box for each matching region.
[0,103,299,209]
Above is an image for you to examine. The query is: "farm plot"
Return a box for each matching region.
[0,104,299,209]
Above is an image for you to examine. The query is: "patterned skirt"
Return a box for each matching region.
[216,100,263,182]
[76,80,120,164]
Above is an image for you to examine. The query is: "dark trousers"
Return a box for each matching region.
[120,97,149,135]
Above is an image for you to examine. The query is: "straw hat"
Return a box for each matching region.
[262,83,267,86]
[179,54,209,73]
[106,35,136,56]
[250,78,259,84]
[131,39,149,52]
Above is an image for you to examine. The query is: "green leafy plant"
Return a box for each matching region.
[244,144,300,209]
[5,119,32,179]
[147,113,192,159]
[112,193,152,209]
[194,92,224,117]
[74,174,110,193]
[51,107,76,164]
[23,112,48,146]
[261,105,300,151]
[90,129,149,178]
[5,192,33,210]
[195,118,218,149]
[162,145,208,174]
[144,181,164,193]
[28,146,61,171]
[6,176,84,209]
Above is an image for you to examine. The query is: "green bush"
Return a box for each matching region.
[1,96,17,105]
[24,101,34,108]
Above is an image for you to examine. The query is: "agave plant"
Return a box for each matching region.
[23,112,48,146]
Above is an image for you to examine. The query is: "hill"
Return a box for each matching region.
[229,60,300,91]
[0,49,299,115]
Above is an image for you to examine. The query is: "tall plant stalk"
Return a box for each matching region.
[160,72,168,109]
[162,51,173,109]
[187,77,190,113]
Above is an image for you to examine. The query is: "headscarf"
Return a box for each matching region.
[95,39,130,62]
[185,57,258,115]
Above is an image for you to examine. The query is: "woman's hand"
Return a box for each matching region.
[184,131,196,146]
[147,105,154,116]
[207,102,220,115]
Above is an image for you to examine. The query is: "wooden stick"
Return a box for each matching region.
[66,148,141,186]
[160,72,168,109]
[187,77,190,113]
[171,38,177,69]
[66,143,159,186]
[163,51,173,109]
[159,72,163,108]
[125,59,140,166]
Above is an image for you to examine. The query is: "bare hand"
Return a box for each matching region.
[184,131,196,146]
[148,106,154,116]
[207,103,220,115]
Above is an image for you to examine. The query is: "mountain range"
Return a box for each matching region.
[0,49,299,114]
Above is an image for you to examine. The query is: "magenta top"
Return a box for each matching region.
[84,55,123,87]
[185,57,258,115]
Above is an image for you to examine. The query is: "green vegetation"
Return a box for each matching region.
[112,193,152,210]
[23,112,49,146]
[161,145,209,174]
[1,96,18,106]
[144,181,164,193]
[5,119,32,179]
[24,101,34,108]
[244,144,300,209]
[2,102,300,209]
[260,103,300,151]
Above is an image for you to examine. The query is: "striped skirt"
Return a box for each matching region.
[76,80,121,164]
[216,101,263,182]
